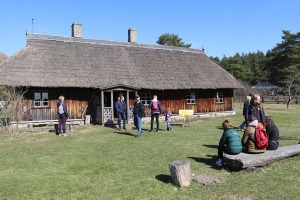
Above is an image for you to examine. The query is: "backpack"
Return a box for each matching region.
[255,127,268,148]
[58,103,64,114]
[152,101,158,110]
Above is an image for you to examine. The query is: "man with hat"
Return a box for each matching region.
[133,95,146,138]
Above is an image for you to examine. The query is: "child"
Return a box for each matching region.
[165,108,173,131]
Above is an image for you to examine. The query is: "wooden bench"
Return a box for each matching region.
[11,119,83,133]
[223,144,300,170]
[172,110,194,127]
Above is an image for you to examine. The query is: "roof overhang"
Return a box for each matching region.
[98,84,141,91]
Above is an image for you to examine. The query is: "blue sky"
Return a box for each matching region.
[1,0,299,58]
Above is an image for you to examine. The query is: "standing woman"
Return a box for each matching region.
[248,94,266,126]
[57,95,69,136]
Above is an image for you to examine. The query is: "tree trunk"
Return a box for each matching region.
[169,160,192,187]
[223,144,300,170]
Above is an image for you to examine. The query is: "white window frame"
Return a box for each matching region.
[34,92,49,107]
[140,93,152,106]
[187,91,196,104]
[216,92,224,104]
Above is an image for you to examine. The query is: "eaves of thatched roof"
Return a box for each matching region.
[0,33,243,90]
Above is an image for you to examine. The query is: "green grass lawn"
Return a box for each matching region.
[0,103,300,199]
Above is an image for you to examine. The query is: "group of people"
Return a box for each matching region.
[216,93,280,167]
[116,94,173,138]
[56,94,172,138]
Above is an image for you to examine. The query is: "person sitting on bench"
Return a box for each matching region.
[216,120,242,167]
[241,116,266,153]
[265,116,279,150]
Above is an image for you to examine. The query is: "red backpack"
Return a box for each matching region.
[255,128,269,149]
[152,101,158,110]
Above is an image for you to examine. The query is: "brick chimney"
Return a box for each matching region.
[71,23,82,38]
[128,28,137,43]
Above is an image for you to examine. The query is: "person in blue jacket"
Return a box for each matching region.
[149,95,162,132]
[115,96,127,130]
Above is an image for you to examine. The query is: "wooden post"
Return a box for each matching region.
[85,115,90,125]
[126,90,130,124]
[169,160,192,187]
[101,90,104,125]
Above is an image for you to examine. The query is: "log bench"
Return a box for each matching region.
[223,144,300,171]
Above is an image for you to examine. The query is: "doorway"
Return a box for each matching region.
[113,91,127,119]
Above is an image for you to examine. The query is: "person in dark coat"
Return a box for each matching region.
[265,116,279,150]
[149,95,162,132]
[115,96,127,130]
[248,94,266,126]
[216,120,243,167]
[133,95,146,138]
[57,95,69,136]
[239,94,252,129]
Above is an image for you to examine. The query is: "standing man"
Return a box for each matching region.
[115,96,127,130]
[149,95,162,132]
[133,95,146,138]
[57,95,69,137]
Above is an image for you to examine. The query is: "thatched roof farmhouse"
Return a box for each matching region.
[0,23,243,124]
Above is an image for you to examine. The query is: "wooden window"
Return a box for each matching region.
[140,93,152,106]
[187,91,196,104]
[216,92,224,103]
[34,92,49,107]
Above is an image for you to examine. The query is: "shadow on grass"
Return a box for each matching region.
[188,155,220,170]
[114,131,135,137]
[155,174,172,184]
[203,144,219,149]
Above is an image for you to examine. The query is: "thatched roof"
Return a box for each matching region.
[0,52,8,63]
[0,33,243,90]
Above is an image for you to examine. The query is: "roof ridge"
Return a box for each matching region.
[26,33,204,54]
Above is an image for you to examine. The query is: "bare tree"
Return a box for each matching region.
[283,72,300,109]
[0,86,28,134]
[235,80,258,103]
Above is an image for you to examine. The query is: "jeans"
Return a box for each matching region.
[118,112,126,129]
[150,113,159,131]
[134,115,142,136]
[58,114,67,133]
[166,121,172,129]
[217,146,231,159]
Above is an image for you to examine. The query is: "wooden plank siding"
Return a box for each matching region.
[23,87,94,121]
[140,89,233,115]
[18,87,234,122]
